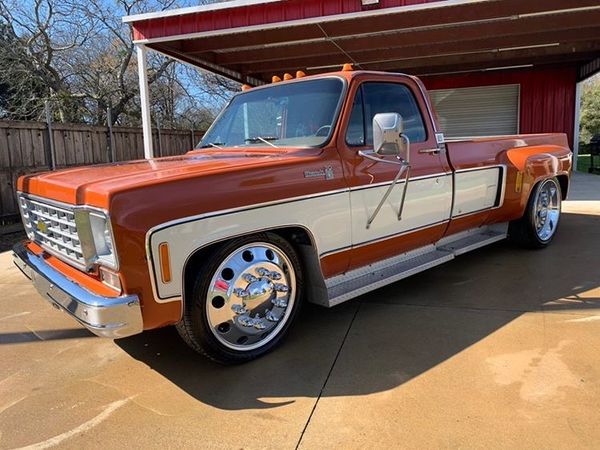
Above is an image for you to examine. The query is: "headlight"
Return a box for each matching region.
[75,209,118,270]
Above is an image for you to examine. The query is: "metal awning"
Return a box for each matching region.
[125,0,600,84]
[123,0,600,157]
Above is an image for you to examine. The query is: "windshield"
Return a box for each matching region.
[199,78,344,148]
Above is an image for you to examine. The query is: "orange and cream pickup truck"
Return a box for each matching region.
[13,69,571,363]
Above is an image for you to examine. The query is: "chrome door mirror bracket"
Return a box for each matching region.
[358,150,411,229]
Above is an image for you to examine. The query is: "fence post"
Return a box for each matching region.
[45,101,56,170]
[191,128,195,148]
[106,107,116,163]
[156,117,162,157]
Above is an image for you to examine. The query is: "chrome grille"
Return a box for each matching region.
[18,194,85,266]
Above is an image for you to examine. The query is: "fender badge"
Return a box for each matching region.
[304,166,334,180]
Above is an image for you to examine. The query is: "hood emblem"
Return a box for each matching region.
[304,166,334,180]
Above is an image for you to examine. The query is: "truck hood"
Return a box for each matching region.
[17,147,307,207]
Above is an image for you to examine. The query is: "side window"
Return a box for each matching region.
[345,87,365,146]
[363,83,427,144]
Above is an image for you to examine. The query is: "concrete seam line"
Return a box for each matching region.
[16,398,131,450]
[295,301,362,450]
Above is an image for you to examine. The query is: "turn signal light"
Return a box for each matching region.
[99,266,122,292]
[159,242,172,284]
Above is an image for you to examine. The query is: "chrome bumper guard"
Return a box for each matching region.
[12,242,143,338]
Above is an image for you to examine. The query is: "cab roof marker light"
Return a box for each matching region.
[241,84,252,91]
[296,70,306,78]
[283,73,293,80]
[342,63,354,71]
[272,75,282,83]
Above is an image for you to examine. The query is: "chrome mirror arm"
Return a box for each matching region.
[358,150,405,166]
[359,151,411,229]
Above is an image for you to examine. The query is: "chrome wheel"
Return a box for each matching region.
[533,178,561,242]
[205,242,296,351]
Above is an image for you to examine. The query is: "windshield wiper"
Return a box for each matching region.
[245,136,279,148]
[198,142,224,149]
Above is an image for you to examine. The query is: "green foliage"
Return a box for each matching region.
[580,75,600,144]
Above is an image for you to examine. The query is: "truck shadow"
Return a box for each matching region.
[117,211,600,410]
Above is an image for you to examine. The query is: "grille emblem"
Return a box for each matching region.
[36,220,50,233]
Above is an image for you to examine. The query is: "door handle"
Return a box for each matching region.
[418,148,441,154]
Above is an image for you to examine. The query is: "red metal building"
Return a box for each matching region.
[124,0,600,164]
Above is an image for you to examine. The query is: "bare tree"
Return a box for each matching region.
[0,0,95,121]
[0,0,237,127]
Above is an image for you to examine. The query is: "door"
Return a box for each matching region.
[429,84,520,138]
[339,77,453,269]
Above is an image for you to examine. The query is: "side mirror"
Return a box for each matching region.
[373,113,409,162]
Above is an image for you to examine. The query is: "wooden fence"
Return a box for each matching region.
[0,120,203,222]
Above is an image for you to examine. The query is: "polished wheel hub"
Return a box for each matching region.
[205,243,296,351]
[534,179,560,241]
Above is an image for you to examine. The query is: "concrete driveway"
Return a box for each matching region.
[1,172,600,449]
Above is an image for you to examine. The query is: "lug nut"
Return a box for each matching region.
[266,310,281,322]
[237,315,253,327]
[271,298,288,308]
[233,288,248,298]
[232,304,248,315]
[243,274,258,283]
[273,283,289,293]
[256,267,270,276]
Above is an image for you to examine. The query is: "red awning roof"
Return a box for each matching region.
[124,0,600,84]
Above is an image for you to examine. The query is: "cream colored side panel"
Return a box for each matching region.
[149,192,351,300]
[351,174,453,244]
[452,168,501,217]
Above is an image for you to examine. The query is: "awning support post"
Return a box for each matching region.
[573,80,582,171]
[136,44,154,159]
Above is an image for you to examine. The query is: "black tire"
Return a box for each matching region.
[508,177,562,249]
[176,232,303,364]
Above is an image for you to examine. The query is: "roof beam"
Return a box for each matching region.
[203,9,600,65]
[239,28,600,75]
[366,41,600,73]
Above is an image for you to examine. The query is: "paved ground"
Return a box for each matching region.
[1,172,599,449]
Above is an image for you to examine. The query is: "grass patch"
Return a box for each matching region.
[577,154,591,173]
[576,154,600,174]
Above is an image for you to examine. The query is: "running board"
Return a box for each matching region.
[321,223,508,307]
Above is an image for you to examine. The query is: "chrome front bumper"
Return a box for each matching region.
[12,242,143,338]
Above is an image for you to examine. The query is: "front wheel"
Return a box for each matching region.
[176,233,303,364]
[508,177,562,248]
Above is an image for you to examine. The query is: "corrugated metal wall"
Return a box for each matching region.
[422,67,577,146]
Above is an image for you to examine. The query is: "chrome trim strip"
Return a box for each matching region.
[12,242,143,338]
[348,172,452,192]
